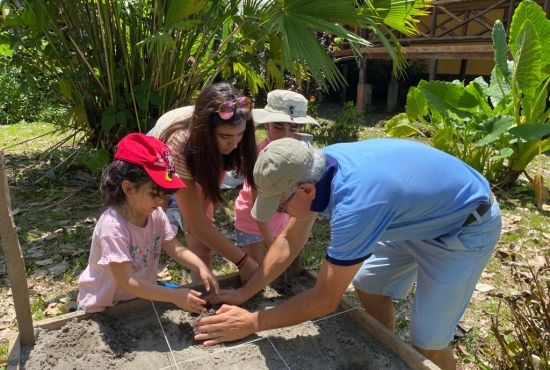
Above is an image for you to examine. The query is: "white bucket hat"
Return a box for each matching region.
[253,90,320,126]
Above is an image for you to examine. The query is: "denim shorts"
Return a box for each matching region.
[165,195,184,231]
[235,228,264,247]
[352,201,502,350]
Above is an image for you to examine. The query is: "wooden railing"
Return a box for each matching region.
[335,0,550,58]
[374,0,550,46]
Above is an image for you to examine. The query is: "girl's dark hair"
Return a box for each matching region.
[100,160,175,207]
[160,82,256,204]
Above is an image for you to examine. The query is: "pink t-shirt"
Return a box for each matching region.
[78,207,175,313]
[234,138,290,236]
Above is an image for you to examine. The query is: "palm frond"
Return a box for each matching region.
[361,0,431,36]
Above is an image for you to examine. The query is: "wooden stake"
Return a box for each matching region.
[0,149,34,345]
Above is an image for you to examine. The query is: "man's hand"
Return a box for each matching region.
[208,288,248,305]
[193,304,258,346]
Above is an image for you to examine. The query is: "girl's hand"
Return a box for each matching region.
[198,266,220,295]
[173,288,208,313]
[238,257,259,285]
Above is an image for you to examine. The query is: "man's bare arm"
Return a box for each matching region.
[194,259,362,345]
[238,211,318,301]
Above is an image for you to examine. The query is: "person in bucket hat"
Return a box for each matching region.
[78,133,219,314]
[195,138,502,370]
[252,90,320,126]
[234,90,318,267]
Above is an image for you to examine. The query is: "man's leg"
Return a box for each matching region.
[353,240,417,335]
[409,202,501,370]
[355,290,395,331]
[414,346,455,370]
[356,280,456,369]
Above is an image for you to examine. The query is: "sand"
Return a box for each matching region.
[20,274,410,369]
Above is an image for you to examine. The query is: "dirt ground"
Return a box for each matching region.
[19,274,409,370]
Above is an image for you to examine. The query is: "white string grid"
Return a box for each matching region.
[154,306,363,370]
[151,301,181,370]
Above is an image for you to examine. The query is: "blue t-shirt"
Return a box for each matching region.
[312,139,491,266]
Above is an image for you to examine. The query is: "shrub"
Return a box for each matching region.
[490,264,549,368]
[308,101,363,146]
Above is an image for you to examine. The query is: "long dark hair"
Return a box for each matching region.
[161,82,256,204]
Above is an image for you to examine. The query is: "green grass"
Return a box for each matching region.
[0,122,62,152]
[30,296,45,321]
[0,341,7,368]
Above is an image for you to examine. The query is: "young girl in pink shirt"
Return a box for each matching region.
[78,133,219,313]
[234,90,319,264]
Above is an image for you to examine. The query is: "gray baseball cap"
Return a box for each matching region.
[251,138,314,222]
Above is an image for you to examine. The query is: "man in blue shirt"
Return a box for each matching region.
[194,138,501,370]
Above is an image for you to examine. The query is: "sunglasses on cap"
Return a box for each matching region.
[217,96,252,120]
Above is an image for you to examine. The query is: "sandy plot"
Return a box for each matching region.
[20,274,409,370]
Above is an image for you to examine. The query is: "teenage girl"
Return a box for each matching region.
[149,83,258,283]
[78,133,219,313]
[234,90,319,264]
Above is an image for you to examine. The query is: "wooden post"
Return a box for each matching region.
[356,59,368,112]
[459,59,468,81]
[387,73,399,113]
[340,63,349,104]
[428,59,438,81]
[429,3,438,82]
[0,149,34,345]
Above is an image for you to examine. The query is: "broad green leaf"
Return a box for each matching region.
[166,0,207,29]
[509,0,550,71]
[418,80,478,121]
[405,87,427,122]
[525,77,550,123]
[115,110,129,126]
[508,123,550,141]
[101,106,117,132]
[384,113,424,137]
[59,79,74,100]
[475,116,515,146]
[431,126,455,152]
[488,63,512,107]
[84,149,110,174]
[492,20,509,76]
[0,43,12,56]
[492,147,514,161]
[465,78,492,115]
[512,136,550,170]
[168,20,201,31]
[472,76,489,90]
[512,20,541,96]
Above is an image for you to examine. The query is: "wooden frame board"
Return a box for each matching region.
[8,270,440,370]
